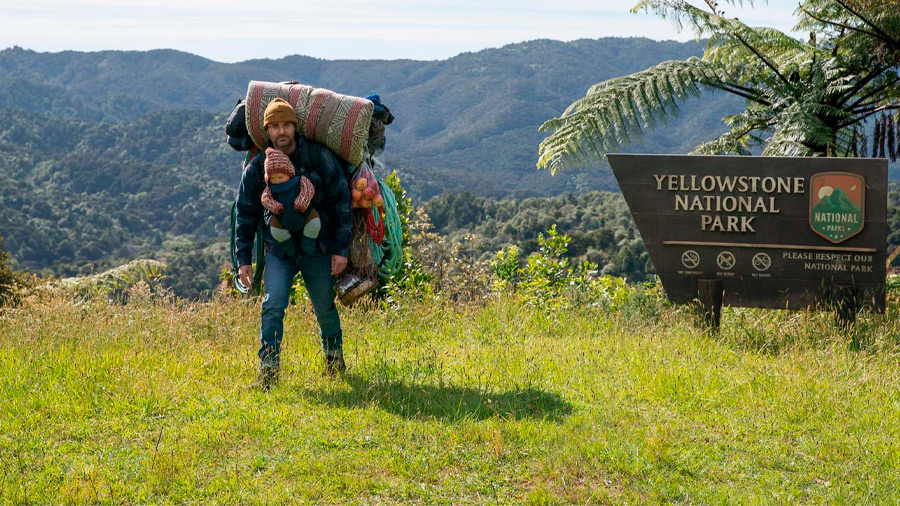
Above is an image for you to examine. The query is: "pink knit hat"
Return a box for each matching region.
[261,147,315,214]
[264,147,295,183]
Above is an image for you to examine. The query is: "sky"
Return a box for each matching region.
[0,0,800,62]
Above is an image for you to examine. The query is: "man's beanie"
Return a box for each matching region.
[264,147,295,183]
[263,98,299,129]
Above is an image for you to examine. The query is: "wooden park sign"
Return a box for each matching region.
[607,155,887,318]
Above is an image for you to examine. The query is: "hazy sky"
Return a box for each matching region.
[1,1,799,62]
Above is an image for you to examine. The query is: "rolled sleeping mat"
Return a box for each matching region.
[244,80,374,167]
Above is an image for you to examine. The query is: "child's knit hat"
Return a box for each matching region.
[264,147,295,183]
[261,147,315,215]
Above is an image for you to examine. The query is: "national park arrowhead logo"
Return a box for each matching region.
[809,172,865,243]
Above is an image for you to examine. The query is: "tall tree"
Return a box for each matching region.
[537,0,900,173]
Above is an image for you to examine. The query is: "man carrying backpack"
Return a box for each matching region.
[235,98,352,389]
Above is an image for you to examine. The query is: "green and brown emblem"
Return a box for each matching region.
[809,172,865,243]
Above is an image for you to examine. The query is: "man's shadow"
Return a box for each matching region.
[296,374,572,422]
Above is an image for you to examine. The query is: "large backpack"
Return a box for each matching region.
[226,81,398,294]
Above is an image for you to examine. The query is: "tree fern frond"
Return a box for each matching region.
[540,1,900,173]
[761,138,821,156]
[537,58,729,172]
[633,1,761,39]
[691,129,754,155]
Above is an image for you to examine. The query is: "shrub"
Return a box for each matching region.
[57,259,168,303]
[491,244,520,292]
[0,231,33,307]
[383,209,491,305]
[490,224,667,316]
[517,225,572,307]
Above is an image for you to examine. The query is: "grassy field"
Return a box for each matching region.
[2,289,900,505]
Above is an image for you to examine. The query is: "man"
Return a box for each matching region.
[235,97,352,388]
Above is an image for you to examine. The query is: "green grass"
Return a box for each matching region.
[2,291,900,504]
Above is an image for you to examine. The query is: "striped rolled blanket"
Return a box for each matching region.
[245,80,374,167]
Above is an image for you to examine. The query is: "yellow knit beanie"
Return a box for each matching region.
[263,98,298,129]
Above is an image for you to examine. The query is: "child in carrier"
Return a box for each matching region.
[260,147,322,258]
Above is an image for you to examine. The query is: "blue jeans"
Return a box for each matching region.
[259,247,342,367]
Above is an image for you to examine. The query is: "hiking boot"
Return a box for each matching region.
[324,350,346,377]
[257,364,279,391]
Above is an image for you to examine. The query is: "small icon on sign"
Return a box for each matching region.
[681,250,700,269]
[752,252,771,272]
[717,251,736,270]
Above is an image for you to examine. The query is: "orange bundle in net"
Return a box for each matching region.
[350,166,385,244]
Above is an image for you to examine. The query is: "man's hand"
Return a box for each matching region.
[238,264,253,288]
[331,255,348,276]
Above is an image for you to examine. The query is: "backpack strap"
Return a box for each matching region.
[230,150,266,294]
[230,201,266,294]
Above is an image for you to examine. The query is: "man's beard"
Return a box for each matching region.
[272,134,292,148]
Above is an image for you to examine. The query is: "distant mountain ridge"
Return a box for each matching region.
[0,39,742,198]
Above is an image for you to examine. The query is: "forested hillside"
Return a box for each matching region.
[0,39,742,199]
[0,38,742,284]
[423,191,653,281]
[0,109,234,275]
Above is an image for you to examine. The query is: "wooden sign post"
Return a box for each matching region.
[608,155,887,326]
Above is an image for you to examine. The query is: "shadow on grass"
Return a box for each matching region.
[296,374,573,422]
